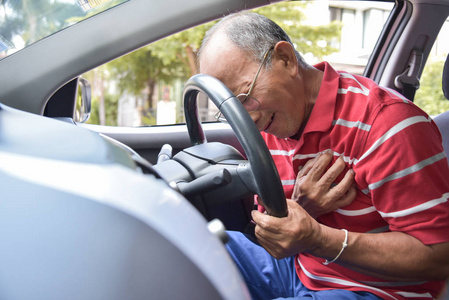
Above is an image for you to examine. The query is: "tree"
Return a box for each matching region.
[415,59,449,116]
[0,0,82,47]
[254,2,341,60]
[149,22,216,78]
[145,2,341,80]
[94,22,217,125]
[108,50,165,111]
[89,2,341,125]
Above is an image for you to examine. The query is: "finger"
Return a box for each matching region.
[297,152,321,177]
[251,210,267,227]
[319,155,346,188]
[328,168,355,199]
[306,150,334,182]
[251,210,283,233]
[293,159,315,199]
[335,183,357,207]
[254,231,281,258]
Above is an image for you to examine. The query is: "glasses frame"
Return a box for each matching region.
[214,47,274,122]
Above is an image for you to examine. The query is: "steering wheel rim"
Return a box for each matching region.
[183,74,287,218]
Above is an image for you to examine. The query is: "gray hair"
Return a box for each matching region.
[198,12,306,69]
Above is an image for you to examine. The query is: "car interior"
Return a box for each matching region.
[1,0,449,299]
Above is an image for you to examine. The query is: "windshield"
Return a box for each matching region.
[0,0,129,60]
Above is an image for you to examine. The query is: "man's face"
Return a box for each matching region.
[199,37,307,139]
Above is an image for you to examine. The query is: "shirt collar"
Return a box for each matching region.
[301,61,339,135]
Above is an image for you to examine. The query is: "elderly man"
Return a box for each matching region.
[198,12,449,300]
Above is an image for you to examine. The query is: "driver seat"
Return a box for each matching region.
[431,53,449,300]
[433,53,449,159]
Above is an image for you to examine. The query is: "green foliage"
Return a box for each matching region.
[254,2,341,59]
[87,100,100,125]
[108,50,161,96]
[102,1,341,100]
[103,93,120,126]
[108,39,195,94]
[87,92,119,126]
[1,0,83,46]
[140,113,157,126]
[84,2,341,125]
[148,21,216,77]
[415,59,449,116]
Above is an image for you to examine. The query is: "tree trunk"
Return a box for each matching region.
[185,45,198,77]
[94,68,106,125]
[147,77,156,110]
[99,75,105,126]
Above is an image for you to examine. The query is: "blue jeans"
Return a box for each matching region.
[225,231,382,300]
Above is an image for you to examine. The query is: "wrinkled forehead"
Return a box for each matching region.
[199,34,254,92]
[200,33,236,73]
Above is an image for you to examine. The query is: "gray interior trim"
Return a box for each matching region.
[379,1,449,88]
[80,122,244,160]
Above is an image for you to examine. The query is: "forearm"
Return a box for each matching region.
[313,225,449,281]
[253,201,449,281]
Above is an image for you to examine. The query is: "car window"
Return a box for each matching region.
[414,18,449,116]
[0,0,130,61]
[80,0,394,127]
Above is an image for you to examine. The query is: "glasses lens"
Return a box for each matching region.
[214,95,260,123]
[237,94,260,112]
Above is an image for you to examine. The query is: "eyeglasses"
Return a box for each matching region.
[214,47,273,122]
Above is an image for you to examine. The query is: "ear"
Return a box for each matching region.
[273,41,298,77]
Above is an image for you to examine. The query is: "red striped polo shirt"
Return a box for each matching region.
[261,62,449,300]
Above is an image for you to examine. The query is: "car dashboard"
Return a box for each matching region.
[0,103,250,300]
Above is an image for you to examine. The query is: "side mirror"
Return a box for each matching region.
[74,77,92,123]
[45,77,92,123]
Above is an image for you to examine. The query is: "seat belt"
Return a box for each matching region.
[394,49,423,101]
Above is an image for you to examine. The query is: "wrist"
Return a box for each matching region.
[309,225,347,261]
[307,223,329,255]
[323,229,348,265]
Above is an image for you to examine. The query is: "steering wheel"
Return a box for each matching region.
[183,74,287,218]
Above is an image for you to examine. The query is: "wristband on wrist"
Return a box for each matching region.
[323,229,348,265]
